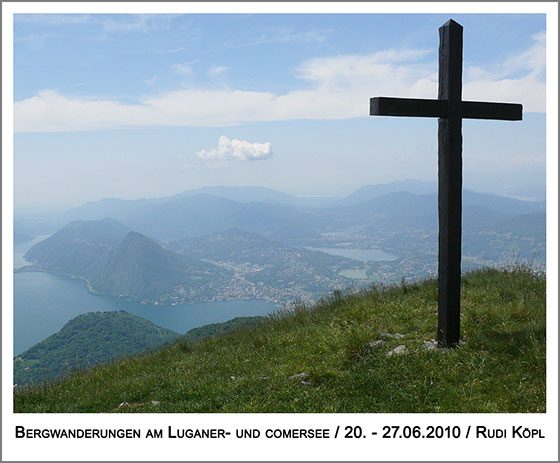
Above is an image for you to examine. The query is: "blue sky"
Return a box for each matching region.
[13,13,546,212]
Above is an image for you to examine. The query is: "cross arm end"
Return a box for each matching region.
[370,97,447,118]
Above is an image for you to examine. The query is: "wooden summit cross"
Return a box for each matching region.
[370,19,522,347]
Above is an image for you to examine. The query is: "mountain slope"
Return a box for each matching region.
[88,231,231,302]
[14,311,179,387]
[328,190,544,230]
[170,185,299,204]
[23,218,130,275]
[124,194,245,241]
[14,267,545,413]
[21,219,233,304]
[62,198,153,224]
[341,179,437,205]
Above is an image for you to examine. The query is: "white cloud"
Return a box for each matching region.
[208,65,228,77]
[101,14,173,33]
[158,46,185,55]
[15,14,92,25]
[462,31,545,109]
[143,76,158,86]
[14,32,58,49]
[171,63,193,75]
[264,27,330,45]
[197,136,272,163]
[171,59,199,75]
[214,27,332,52]
[14,34,545,133]
[14,90,152,132]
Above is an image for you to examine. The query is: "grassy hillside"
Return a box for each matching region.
[14,266,545,413]
[179,316,266,344]
[14,311,179,387]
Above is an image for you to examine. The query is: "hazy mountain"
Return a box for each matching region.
[322,191,436,231]
[169,186,342,209]
[41,181,545,245]
[227,201,320,240]
[463,190,544,214]
[14,220,34,243]
[169,185,299,204]
[88,231,231,302]
[20,183,545,294]
[501,182,546,202]
[22,219,233,303]
[62,197,153,223]
[24,218,130,275]
[123,194,245,241]
[341,179,437,205]
[60,195,237,241]
[14,311,179,387]
[325,190,544,231]
[58,192,319,242]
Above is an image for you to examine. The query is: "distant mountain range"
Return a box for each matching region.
[59,193,320,242]
[340,179,437,205]
[50,182,544,243]
[17,181,545,302]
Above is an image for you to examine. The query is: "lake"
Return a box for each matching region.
[13,238,279,355]
[305,246,397,262]
[14,234,51,269]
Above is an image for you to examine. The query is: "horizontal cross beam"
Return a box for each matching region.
[370,97,522,121]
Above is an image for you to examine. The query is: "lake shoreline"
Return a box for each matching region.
[14,271,280,355]
[15,265,285,308]
[304,246,399,263]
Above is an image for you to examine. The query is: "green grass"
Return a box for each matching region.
[14,266,546,413]
[14,311,179,387]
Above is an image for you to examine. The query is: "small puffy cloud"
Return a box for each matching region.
[197,136,272,163]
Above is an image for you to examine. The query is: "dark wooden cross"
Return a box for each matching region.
[370,19,522,347]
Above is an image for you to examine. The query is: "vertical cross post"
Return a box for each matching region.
[369,19,522,348]
[437,20,463,347]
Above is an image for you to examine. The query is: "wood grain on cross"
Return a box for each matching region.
[369,19,523,347]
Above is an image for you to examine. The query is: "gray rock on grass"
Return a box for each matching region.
[386,345,407,357]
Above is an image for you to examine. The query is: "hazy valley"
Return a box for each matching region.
[16,180,546,306]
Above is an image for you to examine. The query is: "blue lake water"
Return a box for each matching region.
[14,234,51,269]
[305,247,397,262]
[13,238,278,355]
